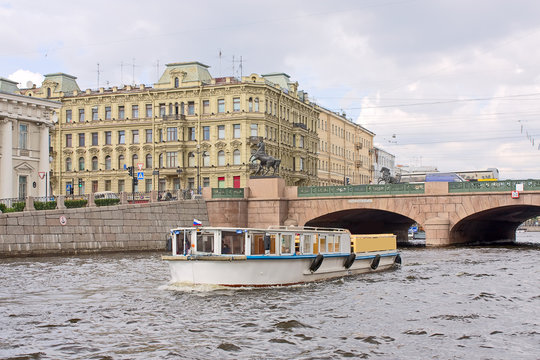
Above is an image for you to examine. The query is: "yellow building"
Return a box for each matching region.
[24,62,321,195]
[316,106,374,185]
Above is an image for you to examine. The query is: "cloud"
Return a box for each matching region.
[8,69,44,88]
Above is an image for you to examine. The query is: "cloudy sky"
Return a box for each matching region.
[2,0,540,179]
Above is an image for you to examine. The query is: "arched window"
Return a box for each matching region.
[105,155,111,170]
[159,153,163,168]
[248,97,253,112]
[188,152,196,167]
[168,103,173,115]
[132,154,138,165]
[175,102,179,115]
[180,102,185,115]
[118,155,125,170]
[47,88,51,98]
[65,157,72,172]
[174,77,179,88]
[233,149,241,165]
[202,151,210,167]
[145,154,152,169]
[92,156,98,171]
[79,157,85,171]
[218,150,225,166]
[254,98,259,112]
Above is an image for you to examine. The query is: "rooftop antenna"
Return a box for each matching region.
[219,49,222,77]
[132,58,135,86]
[239,56,243,78]
[97,63,100,89]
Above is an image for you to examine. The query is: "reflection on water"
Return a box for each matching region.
[0,233,538,359]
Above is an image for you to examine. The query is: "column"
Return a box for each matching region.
[38,124,50,197]
[0,119,13,199]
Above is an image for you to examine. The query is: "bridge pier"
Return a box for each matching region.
[424,217,451,246]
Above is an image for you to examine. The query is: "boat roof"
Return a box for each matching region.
[171,225,351,235]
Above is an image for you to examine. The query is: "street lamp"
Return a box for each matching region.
[196,144,201,194]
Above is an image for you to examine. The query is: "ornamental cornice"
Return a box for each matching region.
[215,141,227,150]
[128,145,140,152]
[75,148,86,155]
[143,145,153,152]
[62,149,73,156]
[89,147,100,155]
[115,145,126,153]
[230,140,242,148]
[102,146,113,154]
[42,80,58,89]
[200,142,212,150]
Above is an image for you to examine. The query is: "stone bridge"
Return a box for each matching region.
[203,178,540,246]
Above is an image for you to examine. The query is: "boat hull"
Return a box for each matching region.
[163,251,399,287]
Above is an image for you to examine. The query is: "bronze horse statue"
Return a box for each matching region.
[249,152,281,176]
[378,167,401,184]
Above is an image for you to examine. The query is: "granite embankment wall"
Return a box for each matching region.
[0,199,208,257]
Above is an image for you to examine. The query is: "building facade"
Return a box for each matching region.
[316,107,374,185]
[24,63,321,195]
[0,77,61,199]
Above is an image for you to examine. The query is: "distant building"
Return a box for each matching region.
[372,147,396,181]
[316,106,374,185]
[0,77,61,199]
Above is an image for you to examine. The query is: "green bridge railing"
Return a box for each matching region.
[212,180,540,199]
[212,188,245,199]
[449,179,540,193]
[297,183,425,197]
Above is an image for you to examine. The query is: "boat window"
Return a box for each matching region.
[196,232,214,253]
[222,231,245,255]
[326,235,334,253]
[281,234,293,255]
[319,235,327,253]
[250,233,266,255]
[265,234,277,254]
[303,235,313,254]
[294,235,300,254]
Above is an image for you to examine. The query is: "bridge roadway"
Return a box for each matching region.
[204,178,540,246]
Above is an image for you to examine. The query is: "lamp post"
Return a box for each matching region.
[196,144,201,194]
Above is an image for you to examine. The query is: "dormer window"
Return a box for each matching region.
[174,77,179,88]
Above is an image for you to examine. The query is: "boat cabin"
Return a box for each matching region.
[171,226,352,257]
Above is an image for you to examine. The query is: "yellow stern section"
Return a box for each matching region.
[351,234,397,252]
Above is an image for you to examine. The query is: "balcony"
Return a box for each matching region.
[293,122,307,130]
[355,142,363,150]
[355,160,363,168]
[162,114,186,121]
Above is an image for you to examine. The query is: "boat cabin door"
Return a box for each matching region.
[173,229,192,255]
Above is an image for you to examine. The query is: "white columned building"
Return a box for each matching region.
[0,77,61,200]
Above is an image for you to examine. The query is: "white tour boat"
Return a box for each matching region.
[162,225,401,287]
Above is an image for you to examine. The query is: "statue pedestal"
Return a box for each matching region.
[248,177,285,199]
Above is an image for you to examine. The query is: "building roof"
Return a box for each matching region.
[0,77,19,93]
[156,61,212,87]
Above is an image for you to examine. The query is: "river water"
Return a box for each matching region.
[0,233,539,360]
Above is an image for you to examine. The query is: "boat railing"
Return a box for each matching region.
[266,225,351,234]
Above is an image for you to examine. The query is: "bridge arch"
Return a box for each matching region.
[450,205,540,244]
[303,208,418,243]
